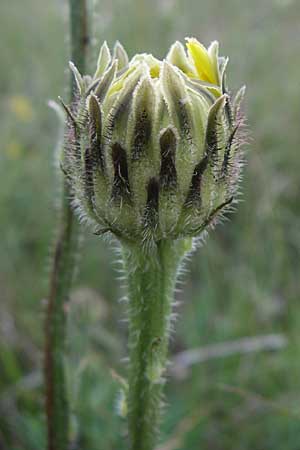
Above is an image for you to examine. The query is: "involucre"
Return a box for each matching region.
[61,38,245,246]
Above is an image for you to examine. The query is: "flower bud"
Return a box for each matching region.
[62,39,245,243]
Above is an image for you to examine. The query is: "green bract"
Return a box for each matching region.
[62,39,245,245]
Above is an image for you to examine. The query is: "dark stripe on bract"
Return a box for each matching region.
[206,118,218,163]
[159,128,177,189]
[177,100,192,144]
[132,109,152,160]
[224,94,233,129]
[84,147,95,203]
[185,155,208,206]
[104,85,137,144]
[189,196,234,236]
[201,196,233,230]
[67,121,81,164]
[111,143,130,202]
[146,177,159,211]
[89,96,104,170]
[144,177,159,229]
[205,96,226,169]
[165,66,192,144]
[221,124,238,177]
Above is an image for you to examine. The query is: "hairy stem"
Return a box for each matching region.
[45,2,88,450]
[123,239,191,450]
[45,193,77,450]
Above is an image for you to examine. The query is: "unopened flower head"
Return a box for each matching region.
[61,38,246,244]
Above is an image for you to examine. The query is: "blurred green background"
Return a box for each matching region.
[1,0,300,448]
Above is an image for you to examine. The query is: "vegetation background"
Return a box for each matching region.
[1,0,300,448]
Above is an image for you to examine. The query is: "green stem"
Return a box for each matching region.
[69,0,89,81]
[123,238,191,450]
[44,2,88,450]
[45,191,77,450]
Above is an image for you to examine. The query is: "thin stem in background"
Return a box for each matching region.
[44,1,89,450]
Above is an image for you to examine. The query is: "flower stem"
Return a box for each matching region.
[123,238,191,450]
[44,2,88,450]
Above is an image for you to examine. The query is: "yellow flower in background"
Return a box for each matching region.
[9,95,34,122]
[5,140,23,159]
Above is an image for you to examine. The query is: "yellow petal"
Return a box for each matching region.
[186,38,218,85]
[9,95,34,122]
